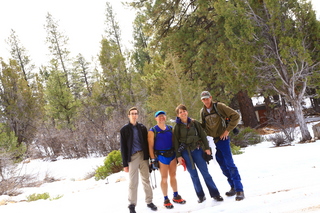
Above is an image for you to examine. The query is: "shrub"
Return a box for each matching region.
[95,150,123,180]
[230,127,262,148]
[0,124,28,196]
[27,193,50,202]
[230,143,243,155]
[267,133,292,147]
[26,192,63,202]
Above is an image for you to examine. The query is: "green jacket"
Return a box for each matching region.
[200,101,240,139]
[173,118,210,159]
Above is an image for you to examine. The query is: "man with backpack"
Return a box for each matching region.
[148,110,186,209]
[199,91,245,201]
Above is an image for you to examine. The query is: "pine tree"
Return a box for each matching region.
[0,59,38,145]
[6,29,35,84]
[215,0,320,141]
[44,13,71,89]
[44,66,79,130]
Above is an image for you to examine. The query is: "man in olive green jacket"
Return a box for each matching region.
[200,91,245,201]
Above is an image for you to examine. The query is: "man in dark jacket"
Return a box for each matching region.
[200,91,245,201]
[120,107,157,213]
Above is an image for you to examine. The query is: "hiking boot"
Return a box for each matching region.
[197,196,206,203]
[147,202,158,211]
[213,195,224,201]
[164,199,174,209]
[128,204,136,213]
[235,191,245,201]
[172,195,186,204]
[225,188,236,196]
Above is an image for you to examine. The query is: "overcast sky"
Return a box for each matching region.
[0,0,320,67]
[0,0,135,66]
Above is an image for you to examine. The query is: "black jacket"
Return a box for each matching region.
[120,122,150,167]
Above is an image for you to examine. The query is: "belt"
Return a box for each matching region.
[133,150,142,155]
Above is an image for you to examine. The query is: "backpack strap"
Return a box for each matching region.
[202,102,227,128]
[202,102,219,123]
[152,125,172,140]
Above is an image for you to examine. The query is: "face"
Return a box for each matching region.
[155,114,166,124]
[201,97,212,109]
[128,109,139,124]
[177,108,188,121]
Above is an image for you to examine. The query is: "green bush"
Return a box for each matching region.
[95,150,123,180]
[27,193,50,202]
[230,127,262,148]
[26,193,63,202]
[230,143,243,155]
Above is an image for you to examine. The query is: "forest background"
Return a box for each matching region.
[1,0,320,181]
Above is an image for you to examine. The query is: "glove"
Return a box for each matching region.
[150,159,159,170]
[203,153,213,164]
[232,128,240,135]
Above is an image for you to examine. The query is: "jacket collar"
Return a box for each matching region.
[175,117,192,124]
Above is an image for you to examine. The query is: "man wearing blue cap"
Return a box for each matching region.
[120,107,157,213]
[148,110,186,209]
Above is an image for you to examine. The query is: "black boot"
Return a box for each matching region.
[213,195,224,201]
[128,204,136,213]
[226,188,236,196]
[147,202,158,211]
[198,196,206,203]
[235,191,245,201]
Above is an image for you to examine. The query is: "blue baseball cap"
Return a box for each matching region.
[154,110,166,117]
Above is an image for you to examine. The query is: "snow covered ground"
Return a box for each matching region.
[1,121,320,213]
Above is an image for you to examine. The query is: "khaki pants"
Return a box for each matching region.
[128,151,153,205]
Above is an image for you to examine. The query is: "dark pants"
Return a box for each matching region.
[215,138,243,192]
[181,147,220,198]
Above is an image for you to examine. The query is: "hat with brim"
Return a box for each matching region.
[200,91,211,100]
[155,110,166,117]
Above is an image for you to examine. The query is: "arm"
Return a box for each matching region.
[218,103,240,140]
[194,120,211,155]
[199,108,206,128]
[120,126,129,171]
[219,103,240,132]
[148,130,156,159]
[172,124,182,159]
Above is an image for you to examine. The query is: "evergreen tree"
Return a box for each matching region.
[72,54,92,98]
[0,59,39,146]
[6,29,35,84]
[131,13,151,74]
[0,123,26,184]
[215,0,320,141]
[142,53,203,124]
[44,66,79,130]
[44,13,71,89]
[130,0,259,126]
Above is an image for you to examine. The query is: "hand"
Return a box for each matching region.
[150,159,159,170]
[177,157,184,165]
[220,130,229,140]
[203,152,213,164]
[177,157,186,171]
[123,167,129,173]
[205,149,211,155]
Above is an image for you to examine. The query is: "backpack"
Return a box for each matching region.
[151,125,173,139]
[202,102,239,135]
[151,125,175,157]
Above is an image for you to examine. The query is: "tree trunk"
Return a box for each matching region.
[292,99,312,142]
[237,90,259,128]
